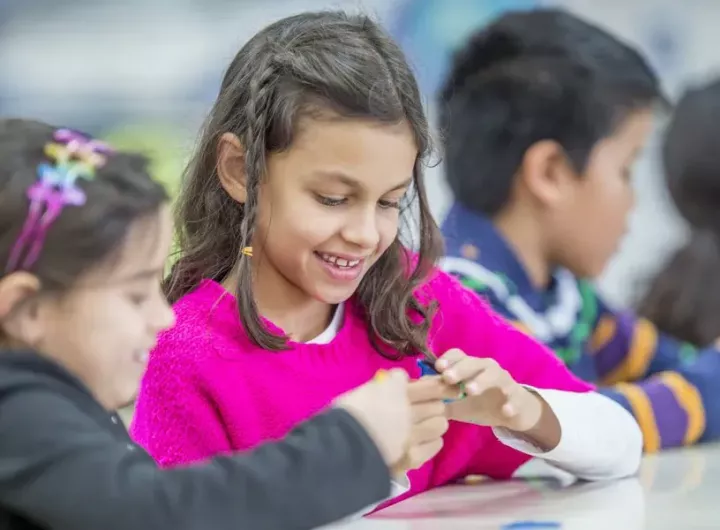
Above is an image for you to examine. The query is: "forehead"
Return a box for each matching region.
[270,117,418,188]
[89,205,172,282]
[598,109,655,158]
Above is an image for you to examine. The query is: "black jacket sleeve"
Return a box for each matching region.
[0,390,392,530]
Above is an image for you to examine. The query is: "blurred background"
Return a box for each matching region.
[3,0,719,307]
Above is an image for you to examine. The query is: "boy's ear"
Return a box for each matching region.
[517,140,577,207]
[0,272,41,344]
[217,132,248,204]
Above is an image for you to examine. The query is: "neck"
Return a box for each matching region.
[493,208,552,289]
[223,262,334,343]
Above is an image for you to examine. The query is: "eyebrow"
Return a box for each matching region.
[314,171,413,193]
[121,267,165,283]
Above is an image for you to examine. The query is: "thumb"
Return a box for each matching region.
[373,368,409,395]
[385,368,409,388]
[386,368,409,381]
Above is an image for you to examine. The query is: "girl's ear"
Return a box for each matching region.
[217,133,248,204]
[0,272,41,345]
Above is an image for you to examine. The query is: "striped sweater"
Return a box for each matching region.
[441,203,720,452]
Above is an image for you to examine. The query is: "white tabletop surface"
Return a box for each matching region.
[333,444,720,530]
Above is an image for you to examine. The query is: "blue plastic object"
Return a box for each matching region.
[417,359,466,401]
[501,521,562,529]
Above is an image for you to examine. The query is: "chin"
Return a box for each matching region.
[312,284,360,305]
[316,291,356,306]
[112,381,140,410]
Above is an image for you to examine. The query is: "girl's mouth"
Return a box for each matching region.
[316,252,362,268]
[314,252,365,281]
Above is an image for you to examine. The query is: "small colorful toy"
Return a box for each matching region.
[417,358,466,401]
[417,358,440,377]
[373,370,388,382]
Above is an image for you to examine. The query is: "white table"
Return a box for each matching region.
[337,444,720,529]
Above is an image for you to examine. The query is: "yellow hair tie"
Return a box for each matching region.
[241,247,253,257]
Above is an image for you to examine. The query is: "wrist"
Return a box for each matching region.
[507,389,561,452]
[508,387,543,432]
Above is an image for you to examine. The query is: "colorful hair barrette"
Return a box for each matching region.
[241,246,253,257]
[5,129,114,273]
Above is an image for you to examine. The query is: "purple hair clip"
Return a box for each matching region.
[5,129,114,273]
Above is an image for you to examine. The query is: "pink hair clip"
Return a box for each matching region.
[5,129,113,273]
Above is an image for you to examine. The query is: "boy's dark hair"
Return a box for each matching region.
[663,79,720,232]
[0,119,167,290]
[638,79,720,345]
[439,8,664,216]
[166,11,442,357]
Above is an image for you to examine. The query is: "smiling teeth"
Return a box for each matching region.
[320,253,361,268]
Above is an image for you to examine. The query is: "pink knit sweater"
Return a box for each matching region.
[131,269,592,506]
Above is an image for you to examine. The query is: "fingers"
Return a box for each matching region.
[386,368,409,383]
[443,399,468,422]
[393,437,445,474]
[408,415,449,446]
[391,404,449,474]
[439,356,501,387]
[405,438,444,470]
[408,377,460,403]
[411,401,446,423]
[377,368,409,386]
[460,365,512,397]
[371,369,409,399]
[435,348,465,370]
[436,352,510,399]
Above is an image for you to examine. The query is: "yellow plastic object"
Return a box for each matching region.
[374,370,388,382]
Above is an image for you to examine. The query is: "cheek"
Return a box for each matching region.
[256,188,335,250]
[43,298,120,376]
[376,211,400,253]
[579,177,631,264]
[261,208,339,255]
[581,167,631,220]
[70,294,142,344]
[601,177,634,229]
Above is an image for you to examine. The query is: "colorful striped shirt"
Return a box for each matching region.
[441,202,720,452]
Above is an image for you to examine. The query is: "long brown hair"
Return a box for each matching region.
[165,11,442,357]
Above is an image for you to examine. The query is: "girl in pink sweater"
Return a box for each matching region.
[132,10,642,513]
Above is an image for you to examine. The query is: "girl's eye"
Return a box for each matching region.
[316,194,346,207]
[378,199,401,210]
[128,293,149,306]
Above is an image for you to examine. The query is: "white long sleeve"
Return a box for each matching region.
[494,389,642,480]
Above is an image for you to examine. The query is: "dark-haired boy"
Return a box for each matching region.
[439,8,720,451]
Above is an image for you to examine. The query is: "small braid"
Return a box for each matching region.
[235,54,288,349]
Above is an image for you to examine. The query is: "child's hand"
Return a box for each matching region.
[334,369,412,468]
[391,377,453,474]
[435,349,543,433]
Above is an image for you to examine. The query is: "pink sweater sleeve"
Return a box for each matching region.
[423,269,594,481]
[130,337,233,467]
